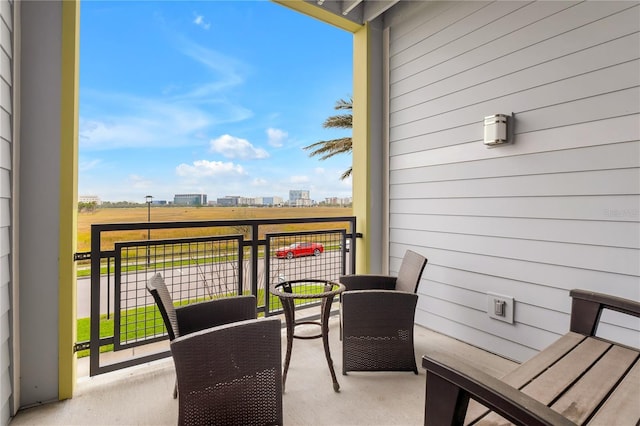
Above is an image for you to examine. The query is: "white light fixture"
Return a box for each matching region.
[484,114,511,147]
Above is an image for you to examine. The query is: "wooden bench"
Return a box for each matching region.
[422,289,640,426]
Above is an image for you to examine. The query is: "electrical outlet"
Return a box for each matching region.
[487,292,514,324]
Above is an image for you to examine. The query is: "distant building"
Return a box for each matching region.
[79,195,101,205]
[324,197,352,206]
[217,196,240,207]
[174,193,207,206]
[262,196,283,206]
[289,190,311,207]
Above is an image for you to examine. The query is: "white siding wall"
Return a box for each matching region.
[0,0,12,423]
[385,1,640,362]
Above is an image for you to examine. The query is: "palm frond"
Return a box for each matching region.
[334,98,353,111]
[323,114,352,129]
[303,97,354,181]
[340,167,352,180]
[303,137,352,161]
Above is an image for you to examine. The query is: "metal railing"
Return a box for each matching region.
[87,216,356,376]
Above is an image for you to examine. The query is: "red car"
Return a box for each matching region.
[275,242,324,259]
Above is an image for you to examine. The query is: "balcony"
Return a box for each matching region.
[13,216,521,424]
[10,312,517,425]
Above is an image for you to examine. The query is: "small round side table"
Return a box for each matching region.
[270,279,345,392]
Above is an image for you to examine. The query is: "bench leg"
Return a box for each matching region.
[425,371,470,426]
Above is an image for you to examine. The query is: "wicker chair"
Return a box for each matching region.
[339,250,428,374]
[146,273,257,398]
[170,317,283,426]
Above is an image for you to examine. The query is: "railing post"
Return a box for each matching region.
[89,224,101,376]
[251,223,259,297]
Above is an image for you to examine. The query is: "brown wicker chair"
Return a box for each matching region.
[146,273,257,398]
[339,250,428,374]
[170,317,283,426]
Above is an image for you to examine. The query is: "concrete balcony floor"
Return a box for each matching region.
[10,315,518,425]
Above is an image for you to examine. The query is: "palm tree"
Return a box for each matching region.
[303,97,352,180]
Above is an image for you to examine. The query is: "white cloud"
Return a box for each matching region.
[210,134,269,160]
[314,167,325,174]
[252,178,268,186]
[266,128,288,147]
[193,15,211,30]
[176,160,246,177]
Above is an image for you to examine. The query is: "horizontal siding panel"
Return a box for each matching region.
[416,305,542,362]
[391,88,639,155]
[390,214,639,249]
[390,195,640,222]
[391,141,640,184]
[0,139,10,169]
[1,49,10,85]
[388,1,492,58]
[390,60,639,141]
[0,255,7,288]
[386,1,461,46]
[514,87,640,133]
[0,0,11,32]
[391,115,640,170]
[1,337,9,379]
[391,1,533,71]
[0,19,11,60]
[421,278,570,334]
[418,288,566,349]
[391,2,638,102]
[597,311,640,348]
[390,228,639,276]
[0,227,8,257]
[391,37,639,127]
[391,168,639,199]
[0,78,10,114]
[424,264,571,313]
[0,281,8,315]
[0,108,8,141]
[0,200,7,228]
[0,168,9,198]
[421,263,640,331]
[393,242,640,301]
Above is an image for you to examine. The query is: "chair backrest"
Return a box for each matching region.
[146,273,180,340]
[395,250,428,293]
[170,317,283,426]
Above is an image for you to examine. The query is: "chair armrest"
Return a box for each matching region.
[569,289,640,335]
[339,274,398,290]
[422,349,576,426]
[342,290,417,333]
[175,295,257,336]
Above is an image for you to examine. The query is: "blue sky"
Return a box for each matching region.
[79,1,353,203]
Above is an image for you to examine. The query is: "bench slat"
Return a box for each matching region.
[522,338,610,404]
[588,358,640,425]
[465,333,585,425]
[503,333,586,389]
[551,344,639,424]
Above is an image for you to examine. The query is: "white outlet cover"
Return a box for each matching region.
[487,292,514,324]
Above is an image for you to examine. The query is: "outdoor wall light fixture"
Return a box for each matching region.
[483,114,512,147]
